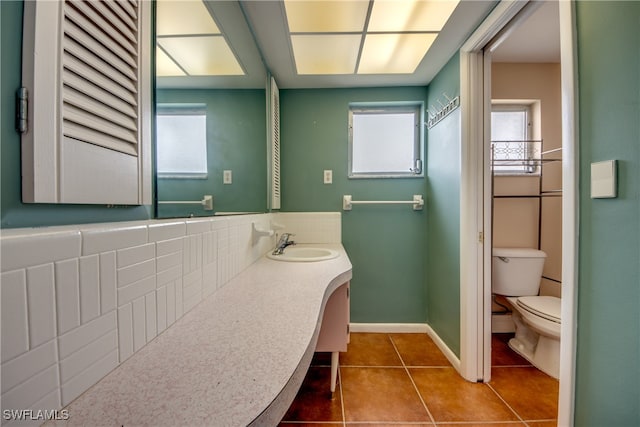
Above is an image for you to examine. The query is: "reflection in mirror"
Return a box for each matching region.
[156,104,208,178]
[155,0,268,218]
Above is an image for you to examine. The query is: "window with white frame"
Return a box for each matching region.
[156,104,208,178]
[491,103,539,175]
[348,103,423,178]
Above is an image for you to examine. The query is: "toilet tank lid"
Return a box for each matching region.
[493,248,547,258]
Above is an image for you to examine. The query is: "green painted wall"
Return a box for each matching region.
[280,87,428,323]
[1,1,152,229]
[156,89,267,217]
[425,53,461,356]
[5,2,640,421]
[574,2,640,425]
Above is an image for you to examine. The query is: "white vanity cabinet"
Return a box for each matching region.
[315,281,350,393]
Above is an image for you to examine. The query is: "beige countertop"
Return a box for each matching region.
[50,244,352,427]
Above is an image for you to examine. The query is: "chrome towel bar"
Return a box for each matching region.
[158,195,213,210]
[343,194,424,211]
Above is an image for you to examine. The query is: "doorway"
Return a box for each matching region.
[458,1,578,426]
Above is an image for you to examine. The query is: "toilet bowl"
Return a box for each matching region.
[492,248,561,379]
[506,295,561,378]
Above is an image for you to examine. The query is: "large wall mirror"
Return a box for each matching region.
[155,0,268,218]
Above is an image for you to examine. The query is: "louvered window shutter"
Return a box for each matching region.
[270,77,281,210]
[21,0,151,205]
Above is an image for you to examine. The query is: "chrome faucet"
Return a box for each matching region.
[272,233,295,255]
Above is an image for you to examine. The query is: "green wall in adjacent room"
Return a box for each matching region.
[1,0,152,229]
[574,2,640,425]
[155,89,267,217]
[425,53,462,356]
[279,87,428,323]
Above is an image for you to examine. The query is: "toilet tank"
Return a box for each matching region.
[492,248,547,296]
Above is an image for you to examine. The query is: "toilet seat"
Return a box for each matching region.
[505,295,562,378]
[506,296,561,339]
[517,296,561,324]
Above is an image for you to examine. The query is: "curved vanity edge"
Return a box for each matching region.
[48,244,353,427]
[250,252,353,426]
[249,336,317,427]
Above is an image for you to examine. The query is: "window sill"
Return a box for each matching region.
[158,173,208,179]
[348,173,424,179]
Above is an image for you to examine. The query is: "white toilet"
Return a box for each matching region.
[492,247,561,379]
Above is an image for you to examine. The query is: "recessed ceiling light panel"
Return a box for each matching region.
[283,0,458,77]
[358,33,437,74]
[156,46,186,76]
[156,0,220,36]
[158,36,244,76]
[291,34,362,74]
[284,0,370,32]
[368,0,459,32]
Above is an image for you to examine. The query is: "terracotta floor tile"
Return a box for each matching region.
[437,423,525,427]
[280,423,343,427]
[525,421,559,427]
[340,333,402,367]
[492,334,531,366]
[283,334,559,426]
[489,367,558,421]
[341,367,430,422]
[282,367,343,422]
[410,367,520,423]
[346,424,433,427]
[390,333,451,367]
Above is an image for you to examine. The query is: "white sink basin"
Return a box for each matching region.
[267,246,339,262]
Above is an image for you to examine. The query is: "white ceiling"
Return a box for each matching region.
[157,0,561,90]
[491,1,560,63]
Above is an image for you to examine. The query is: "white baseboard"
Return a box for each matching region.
[348,323,462,372]
[349,323,429,333]
[424,324,461,371]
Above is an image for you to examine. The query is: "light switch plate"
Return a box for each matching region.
[223,170,232,184]
[591,160,617,198]
[323,170,332,184]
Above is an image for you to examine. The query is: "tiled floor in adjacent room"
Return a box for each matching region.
[280,332,559,426]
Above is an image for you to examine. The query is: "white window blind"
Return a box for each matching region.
[21,0,151,205]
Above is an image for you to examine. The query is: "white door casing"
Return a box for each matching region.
[459,1,578,426]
